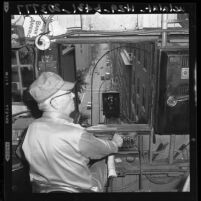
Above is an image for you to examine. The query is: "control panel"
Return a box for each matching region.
[119,132,138,151]
[93,131,138,152]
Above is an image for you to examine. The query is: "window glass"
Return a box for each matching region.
[12,51,17,65]
[137,45,141,62]
[137,78,140,94]
[12,49,35,102]
[19,47,34,65]
[142,86,146,107]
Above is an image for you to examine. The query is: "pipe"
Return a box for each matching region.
[54,36,159,44]
[91,51,110,125]
[98,81,105,123]
[162,14,168,47]
[80,15,83,30]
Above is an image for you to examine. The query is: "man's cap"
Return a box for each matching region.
[29,72,75,103]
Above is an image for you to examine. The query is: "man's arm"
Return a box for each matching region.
[79,132,122,159]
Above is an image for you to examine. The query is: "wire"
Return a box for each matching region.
[145,174,183,185]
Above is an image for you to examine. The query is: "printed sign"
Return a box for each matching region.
[23,15,44,38]
[181,68,189,79]
[23,15,67,38]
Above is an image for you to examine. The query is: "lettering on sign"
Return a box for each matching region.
[23,15,44,38]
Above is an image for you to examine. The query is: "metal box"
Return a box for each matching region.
[154,48,189,134]
[102,91,120,118]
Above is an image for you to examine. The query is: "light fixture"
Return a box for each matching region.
[35,35,50,50]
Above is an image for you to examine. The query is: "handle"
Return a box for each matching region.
[167,95,189,107]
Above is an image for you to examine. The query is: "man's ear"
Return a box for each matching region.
[50,98,59,109]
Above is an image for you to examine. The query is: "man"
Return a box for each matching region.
[22,71,123,193]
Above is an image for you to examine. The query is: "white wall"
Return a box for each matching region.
[13,14,183,37]
[142,14,181,28]
[82,14,138,31]
[54,14,181,31]
[53,15,81,29]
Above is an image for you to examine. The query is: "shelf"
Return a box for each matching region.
[87,123,151,134]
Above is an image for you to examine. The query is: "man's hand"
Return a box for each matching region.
[112,133,123,148]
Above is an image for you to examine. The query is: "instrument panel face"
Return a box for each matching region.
[94,132,138,152]
[119,132,138,151]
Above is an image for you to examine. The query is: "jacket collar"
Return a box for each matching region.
[42,111,74,123]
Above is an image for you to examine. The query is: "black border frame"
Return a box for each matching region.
[3,2,197,201]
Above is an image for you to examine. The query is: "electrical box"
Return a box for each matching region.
[154,48,189,134]
[102,91,120,118]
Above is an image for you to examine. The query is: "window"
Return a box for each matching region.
[80,44,83,54]
[144,44,148,70]
[136,104,139,116]
[12,49,35,102]
[140,44,145,67]
[142,86,146,108]
[12,51,17,65]
[137,78,140,95]
[132,91,136,106]
[181,56,189,67]
[19,47,34,65]
[133,70,135,84]
[169,56,180,64]
[133,47,136,58]
[137,46,141,62]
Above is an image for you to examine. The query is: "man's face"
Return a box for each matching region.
[51,89,75,115]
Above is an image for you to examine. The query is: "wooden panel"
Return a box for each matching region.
[54,36,158,44]
[87,123,151,134]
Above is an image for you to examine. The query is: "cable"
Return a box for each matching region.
[145,174,183,185]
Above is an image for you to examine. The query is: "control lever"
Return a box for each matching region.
[107,155,117,178]
[167,95,189,107]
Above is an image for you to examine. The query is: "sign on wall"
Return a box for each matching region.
[23,15,67,38]
[23,15,44,38]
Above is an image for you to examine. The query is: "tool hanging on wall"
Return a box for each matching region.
[35,15,54,50]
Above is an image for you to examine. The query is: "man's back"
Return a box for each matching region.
[22,116,93,192]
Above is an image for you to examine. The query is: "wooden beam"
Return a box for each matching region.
[169,135,176,164]
[149,128,154,164]
[115,162,189,175]
[87,123,151,134]
[53,36,159,44]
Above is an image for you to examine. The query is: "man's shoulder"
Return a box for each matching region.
[64,122,86,133]
[28,118,45,126]
[28,118,86,134]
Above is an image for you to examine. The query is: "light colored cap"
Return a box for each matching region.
[29,72,75,103]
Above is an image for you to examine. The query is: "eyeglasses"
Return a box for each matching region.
[50,90,74,109]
